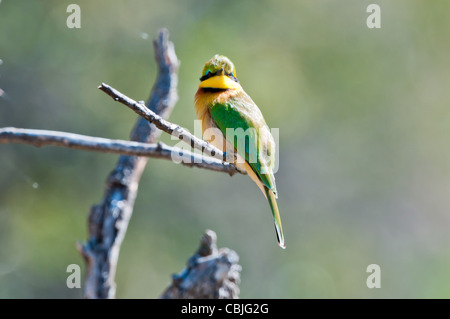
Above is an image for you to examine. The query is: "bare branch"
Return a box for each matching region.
[1,29,244,299]
[78,29,180,299]
[160,230,241,299]
[0,127,243,176]
[99,83,239,165]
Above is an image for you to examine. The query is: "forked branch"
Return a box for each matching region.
[99,83,240,166]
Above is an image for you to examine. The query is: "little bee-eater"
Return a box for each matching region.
[194,55,285,249]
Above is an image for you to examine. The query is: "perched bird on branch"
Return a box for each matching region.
[194,55,285,249]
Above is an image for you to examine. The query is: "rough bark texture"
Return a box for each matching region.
[161,230,241,299]
[0,127,241,175]
[78,29,179,299]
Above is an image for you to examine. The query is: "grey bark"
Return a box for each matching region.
[161,230,241,299]
[0,127,242,175]
[78,29,179,299]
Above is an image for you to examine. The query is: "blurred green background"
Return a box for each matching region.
[1,0,450,298]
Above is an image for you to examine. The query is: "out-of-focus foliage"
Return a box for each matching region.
[1,0,450,298]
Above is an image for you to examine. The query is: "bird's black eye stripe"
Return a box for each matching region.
[199,71,239,83]
[200,71,216,81]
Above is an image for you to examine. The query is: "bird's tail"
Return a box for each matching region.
[265,187,285,249]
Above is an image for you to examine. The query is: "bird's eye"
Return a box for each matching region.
[205,70,211,76]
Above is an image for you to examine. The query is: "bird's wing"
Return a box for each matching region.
[209,94,277,194]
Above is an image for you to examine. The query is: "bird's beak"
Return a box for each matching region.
[216,68,225,76]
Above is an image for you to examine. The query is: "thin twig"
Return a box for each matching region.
[99,83,239,165]
[0,127,243,176]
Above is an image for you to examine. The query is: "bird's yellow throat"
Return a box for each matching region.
[199,75,240,90]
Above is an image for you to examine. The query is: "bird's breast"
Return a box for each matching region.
[194,88,238,130]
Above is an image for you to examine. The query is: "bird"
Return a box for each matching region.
[194,55,285,249]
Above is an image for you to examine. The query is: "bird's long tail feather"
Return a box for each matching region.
[265,187,285,249]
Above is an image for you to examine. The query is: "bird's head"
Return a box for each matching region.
[199,55,241,90]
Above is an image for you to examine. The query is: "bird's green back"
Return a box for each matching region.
[209,91,277,194]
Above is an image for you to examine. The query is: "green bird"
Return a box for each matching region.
[194,55,285,249]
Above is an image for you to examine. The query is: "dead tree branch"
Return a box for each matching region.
[0,127,243,176]
[161,230,241,299]
[77,29,180,299]
[1,28,243,299]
